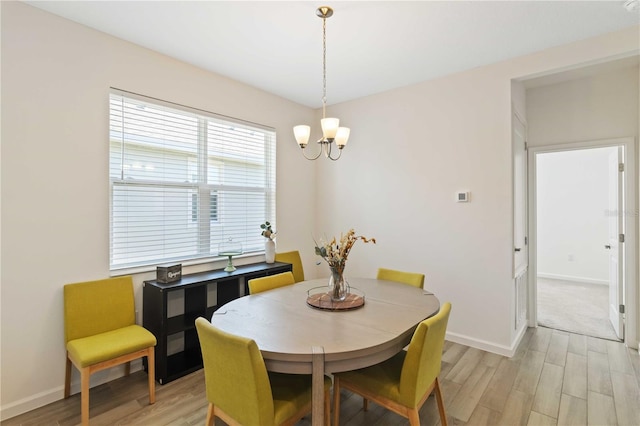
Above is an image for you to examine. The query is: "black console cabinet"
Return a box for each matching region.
[143,261,292,384]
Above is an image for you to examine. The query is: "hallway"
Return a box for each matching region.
[537,277,619,341]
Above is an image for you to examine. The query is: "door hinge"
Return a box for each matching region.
[620,304,625,314]
[619,163,624,172]
[619,234,625,243]
[524,236,528,245]
[524,142,528,150]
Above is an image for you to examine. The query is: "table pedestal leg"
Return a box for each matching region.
[311,346,325,426]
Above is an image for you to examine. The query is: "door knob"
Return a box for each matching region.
[514,247,521,252]
[605,244,611,249]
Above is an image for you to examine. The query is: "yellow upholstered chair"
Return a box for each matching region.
[376,267,425,289]
[274,250,305,283]
[195,317,331,426]
[63,276,157,426]
[248,271,295,295]
[333,302,452,426]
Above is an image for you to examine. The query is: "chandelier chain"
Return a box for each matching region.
[322,16,327,118]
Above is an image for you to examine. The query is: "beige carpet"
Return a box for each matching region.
[537,277,620,341]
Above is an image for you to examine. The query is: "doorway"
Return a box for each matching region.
[528,138,636,344]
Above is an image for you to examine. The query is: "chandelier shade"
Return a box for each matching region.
[294,6,350,161]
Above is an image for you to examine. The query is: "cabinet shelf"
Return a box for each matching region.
[143,261,292,384]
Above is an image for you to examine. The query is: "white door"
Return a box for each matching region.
[513,113,527,276]
[607,147,624,339]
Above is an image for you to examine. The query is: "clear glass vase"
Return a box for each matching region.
[328,266,349,301]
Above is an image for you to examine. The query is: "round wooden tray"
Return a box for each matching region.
[306,287,365,311]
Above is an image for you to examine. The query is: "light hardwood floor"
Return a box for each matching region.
[3,327,640,426]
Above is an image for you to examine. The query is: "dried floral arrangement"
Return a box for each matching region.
[314,229,376,276]
[260,221,276,240]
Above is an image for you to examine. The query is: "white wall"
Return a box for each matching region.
[314,27,639,355]
[2,0,639,420]
[0,2,316,419]
[527,66,639,146]
[527,66,639,280]
[536,148,616,284]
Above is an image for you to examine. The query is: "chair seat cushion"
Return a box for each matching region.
[337,351,407,405]
[270,372,331,425]
[67,325,156,368]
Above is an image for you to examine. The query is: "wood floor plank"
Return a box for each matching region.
[513,349,546,395]
[607,340,635,375]
[478,358,520,411]
[628,347,640,388]
[439,377,463,407]
[545,332,569,367]
[529,327,553,353]
[563,352,587,399]
[442,342,468,364]
[587,336,608,354]
[527,411,557,426]
[90,400,146,426]
[431,379,464,426]
[441,343,468,378]
[557,393,587,426]
[587,391,617,426]
[532,363,564,418]
[587,350,613,396]
[480,351,504,368]
[610,370,640,426]
[343,403,387,426]
[495,389,534,425]
[466,405,502,426]
[567,333,587,356]
[445,347,486,384]
[417,393,452,426]
[448,364,496,422]
[335,389,365,426]
[512,327,535,361]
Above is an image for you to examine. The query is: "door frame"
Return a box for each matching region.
[527,137,637,347]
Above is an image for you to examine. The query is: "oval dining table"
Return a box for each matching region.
[209,277,441,426]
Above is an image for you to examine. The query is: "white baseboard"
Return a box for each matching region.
[446,324,528,358]
[0,360,143,421]
[537,273,608,286]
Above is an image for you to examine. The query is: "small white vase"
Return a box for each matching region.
[265,239,275,263]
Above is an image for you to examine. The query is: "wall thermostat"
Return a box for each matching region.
[456,192,470,202]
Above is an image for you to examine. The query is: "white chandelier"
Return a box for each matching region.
[293,6,350,161]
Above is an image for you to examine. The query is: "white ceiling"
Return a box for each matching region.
[25,1,640,108]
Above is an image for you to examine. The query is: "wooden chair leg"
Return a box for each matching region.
[408,408,420,426]
[434,377,447,426]
[324,388,331,426]
[205,403,215,426]
[64,355,72,398]
[147,348,156,404]
[80,367,90,426]
[332,377,341,426]
[363,398,368,411]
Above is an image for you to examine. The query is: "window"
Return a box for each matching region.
[109,90,276,271]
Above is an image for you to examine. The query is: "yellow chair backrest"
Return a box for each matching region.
[399,302,451,408]
[248,272,295,295]
[377,267,425,289]
[64,276,136,344]
[274,251,305,283]
[195,317,275,426]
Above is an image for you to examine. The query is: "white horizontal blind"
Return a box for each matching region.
[109,90,276,271]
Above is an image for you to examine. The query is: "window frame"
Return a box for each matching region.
[109,89,276,273]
